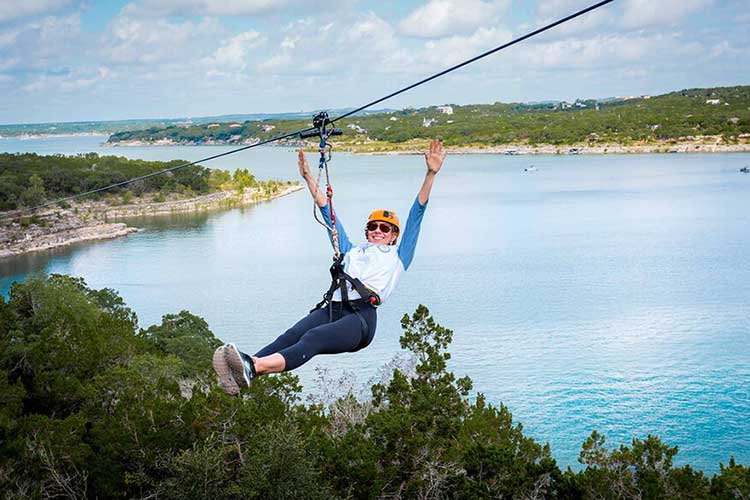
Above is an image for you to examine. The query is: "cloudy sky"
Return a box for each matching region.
[1,0,747,124]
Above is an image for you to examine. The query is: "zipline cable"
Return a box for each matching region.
[3,0,614,220]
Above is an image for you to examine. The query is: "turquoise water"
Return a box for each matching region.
[2,136,749,472]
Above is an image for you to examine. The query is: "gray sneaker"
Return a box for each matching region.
[213,346,240,396]
[225,343,255,389]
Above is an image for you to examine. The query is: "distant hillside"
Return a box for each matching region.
[106,86,750,148]
[0,108,394,138]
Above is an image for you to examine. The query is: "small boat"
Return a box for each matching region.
[524,165,538,172]
[741,167,749,173]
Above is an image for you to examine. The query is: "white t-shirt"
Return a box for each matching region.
[319,197,427,304]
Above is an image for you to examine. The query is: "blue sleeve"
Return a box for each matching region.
[398,196,427,270]
[319,204,352,254]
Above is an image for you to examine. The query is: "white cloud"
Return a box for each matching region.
[32,13,81,59]
[0,0,72,23]
[537,0,595,18]
[512,32,704,70]
[0,57,19,71]
[344,12,400,57]
[253,12,412,78]
[621,0,712,29]
[280,35,298,49]
[421,26,513,68]
[0,30,18,48]
[125,0,291,17]
[399,0,510,38]
[709,40,748,59]
[255,17,341,75]
[255,53,292,73]
[535,0,613,37]
[23,66,113,93]
[101,15,222,64]
[0,14,82,71]
[203,31,266,72]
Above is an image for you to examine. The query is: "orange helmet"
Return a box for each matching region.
[368,209,400,232]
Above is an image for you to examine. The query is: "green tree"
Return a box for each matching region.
[20,173,46,207]
[573,430,711,499]
[209,169,232,191]
[142,310,222,376]
[232,169,256,192]
[711,457,750,499]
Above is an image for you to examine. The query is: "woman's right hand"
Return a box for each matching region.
[299,149,327,207]
[298,149,312,180]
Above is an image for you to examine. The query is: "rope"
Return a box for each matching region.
[1,0,614,221]
[310,149,341,257]
[312,163,333,231]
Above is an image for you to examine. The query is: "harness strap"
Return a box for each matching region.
[311,256,381,349]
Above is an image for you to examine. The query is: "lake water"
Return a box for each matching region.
[2,135,749,473]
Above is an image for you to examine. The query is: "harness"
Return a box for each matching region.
[303,113,381,345]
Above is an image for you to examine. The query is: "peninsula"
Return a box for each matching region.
[0,153,301,258]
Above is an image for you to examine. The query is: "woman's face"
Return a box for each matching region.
[366,221,398,245]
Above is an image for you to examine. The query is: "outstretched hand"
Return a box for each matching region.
[298,149,312,180]
[424,139,446,175]
[417,139,446,205]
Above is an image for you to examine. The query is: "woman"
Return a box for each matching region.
[213,139,447,395]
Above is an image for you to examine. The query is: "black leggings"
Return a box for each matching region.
[253,301,377,371]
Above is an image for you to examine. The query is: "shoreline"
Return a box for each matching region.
[0,132,110,140]
[104,137,750,155]
[356,142,750,155]
[0,184,303,259]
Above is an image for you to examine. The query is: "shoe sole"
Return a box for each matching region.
[225,343,251,388]
[213,346,240,396]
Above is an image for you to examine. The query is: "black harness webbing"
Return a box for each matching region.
[305,112,381,349]
[311,254,381,350]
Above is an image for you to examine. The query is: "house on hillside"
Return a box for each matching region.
[436,105,453,115]
[422,118,437,128]
[347,123,368,134]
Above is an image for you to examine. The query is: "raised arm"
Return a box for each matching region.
[418,139,447,205]
[298,150,352,253]
[398,139,447,270]
[298,149,327,208]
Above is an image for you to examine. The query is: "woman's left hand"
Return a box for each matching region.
[424,139,446,175]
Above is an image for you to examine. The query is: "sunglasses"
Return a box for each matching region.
[366,221,395,233]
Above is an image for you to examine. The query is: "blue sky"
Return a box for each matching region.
[0,0,748,124]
